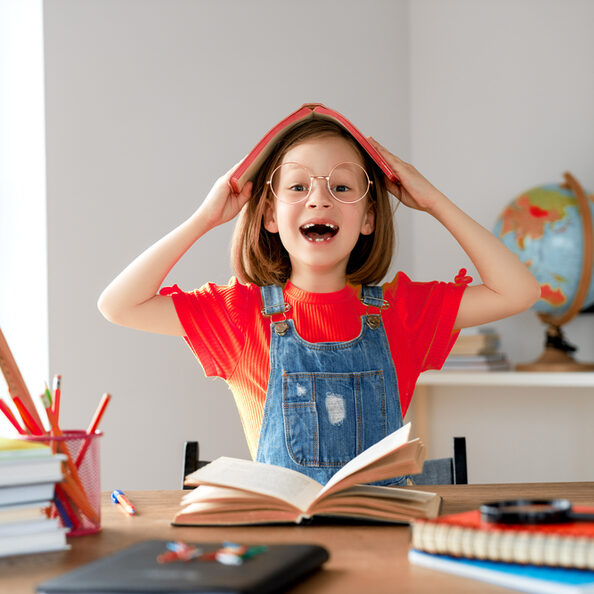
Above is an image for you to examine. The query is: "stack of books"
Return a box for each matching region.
[408,508,594,592]
[0,437,70,557]
[444,327,511,371]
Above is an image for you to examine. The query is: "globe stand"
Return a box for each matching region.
[516,324,594,371]
[516,172,594,371]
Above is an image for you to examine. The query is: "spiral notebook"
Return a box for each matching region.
[410,507,594,569]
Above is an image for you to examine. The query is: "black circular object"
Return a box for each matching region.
[479,499,594,525]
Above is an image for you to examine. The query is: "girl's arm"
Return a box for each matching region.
[368,138,541,329]
[97,164,253,335]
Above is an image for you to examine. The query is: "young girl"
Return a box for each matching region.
[98,106,540,485]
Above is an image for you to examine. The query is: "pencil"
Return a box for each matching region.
[39,393,90,501]
[13,395,44,435]
[43,382,53,410]
[52,492,74,529]
[51,374,62,419]
[74,393,111,468]
[0,398,26,435]
[60,473,99,524]
[86,393,111,435]
[54,483,81,530]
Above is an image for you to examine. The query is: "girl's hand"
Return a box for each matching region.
[366,138,540,329]
[367,136,444,213]
[195,161,253,229]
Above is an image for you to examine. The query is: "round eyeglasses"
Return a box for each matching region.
[266,161,373,204]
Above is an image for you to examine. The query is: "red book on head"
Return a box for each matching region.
[229,103,399,194]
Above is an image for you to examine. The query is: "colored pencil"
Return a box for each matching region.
[61,473,99,523]
[86,393,111,435]
[52,492,74,529]
[39,393,90,500]
[51,374,62,419]
[43,382,53,410]
[54,483,81,529]
[13,395,44,435]
[0,398,26,435]
[75,393,111,468]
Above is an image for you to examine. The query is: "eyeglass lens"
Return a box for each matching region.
[269,162,370,204]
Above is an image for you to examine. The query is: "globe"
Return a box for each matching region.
[492,172,594,370]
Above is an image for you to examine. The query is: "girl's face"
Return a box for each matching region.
[263,135,375,291]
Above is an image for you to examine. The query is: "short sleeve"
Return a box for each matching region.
[159,278,253,380]
[382,271,469,414]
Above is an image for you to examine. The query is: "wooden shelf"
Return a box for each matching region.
[417,370,594,387]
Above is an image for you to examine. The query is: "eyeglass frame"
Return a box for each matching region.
[265,161,374,205]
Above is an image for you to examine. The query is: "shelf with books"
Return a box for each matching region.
[417,370,594,388]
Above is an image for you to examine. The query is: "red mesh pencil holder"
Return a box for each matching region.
[23,430,103,536]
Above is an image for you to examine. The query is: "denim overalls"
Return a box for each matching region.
[255,284,406,486]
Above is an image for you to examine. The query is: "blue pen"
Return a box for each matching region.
[111,489,136,515]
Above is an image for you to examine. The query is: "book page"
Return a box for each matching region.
[333,484,438,504]
[315,423,413,499]
[327,443,423,494]
[184,457,323,511]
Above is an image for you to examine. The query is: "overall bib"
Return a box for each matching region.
[255,284,406,486]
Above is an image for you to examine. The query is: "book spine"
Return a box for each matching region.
[410,521,594,570]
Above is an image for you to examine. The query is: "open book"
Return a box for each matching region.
[173,423,441,526]
[229,102,400,194]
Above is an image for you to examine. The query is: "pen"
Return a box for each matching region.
[111,489,136,515]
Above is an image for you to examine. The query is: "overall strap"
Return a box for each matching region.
[360,285,384,308]
[260,285,287,316]
[360,285,388,330]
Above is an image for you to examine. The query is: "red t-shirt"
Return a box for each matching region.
[161,272,467,458]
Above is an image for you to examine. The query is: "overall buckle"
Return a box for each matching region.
[261,303,292,336]
[365,300,389,330]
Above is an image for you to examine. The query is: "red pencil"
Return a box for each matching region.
[51,374,62,420]
[13,395,44,435]
[39,393,88,495]
[0,398,26,435]
[74,393,111,468]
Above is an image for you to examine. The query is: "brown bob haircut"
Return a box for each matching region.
[231,119,396,286]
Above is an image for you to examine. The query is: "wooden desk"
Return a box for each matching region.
[4,482,594,594]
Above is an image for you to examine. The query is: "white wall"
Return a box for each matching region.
[0,0,49,432]
[41,0,411,489]
[407,0,594,482]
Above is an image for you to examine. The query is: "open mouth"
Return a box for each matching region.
[299,223,339,242]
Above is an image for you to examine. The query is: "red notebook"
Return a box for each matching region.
[410,507,594,570]
[229,103,399,194]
